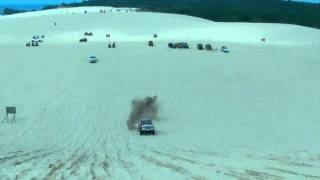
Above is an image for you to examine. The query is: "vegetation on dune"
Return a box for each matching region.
[3,8,26,15]
[4,0,320,29]
[45,0,320,29]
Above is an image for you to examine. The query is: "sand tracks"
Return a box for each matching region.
[140,154,208,180]
[44,161,65,180]
[0,104,318,180]
[1,139,319,179]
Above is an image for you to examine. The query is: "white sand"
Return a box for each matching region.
[0,6,320,179]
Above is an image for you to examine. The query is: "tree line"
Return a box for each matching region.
[5,0,320,29]
[3,8,26,15]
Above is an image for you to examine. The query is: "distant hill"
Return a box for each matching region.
[3,1,320,29]
[2,8,26,15]
[41,0,320,29]
[0,5,46,15]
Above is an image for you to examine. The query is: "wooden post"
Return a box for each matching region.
[2,113,7,123]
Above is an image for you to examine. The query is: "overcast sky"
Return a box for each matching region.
[0,0,319,5]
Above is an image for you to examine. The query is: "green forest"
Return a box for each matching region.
[7,0,320,29]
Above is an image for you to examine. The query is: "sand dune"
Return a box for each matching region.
[0,6,320,179]
[1,6,319,44]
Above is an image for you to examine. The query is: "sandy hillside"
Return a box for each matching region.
[0,6,320,180]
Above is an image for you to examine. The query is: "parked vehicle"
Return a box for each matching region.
[89,55,97,63]
[148,40,154,47]
[84,32,93,36]
[31,42,39,47]
[168,42,190,49]
[176,42,189,49]
[32,39,42,43]
[182,43,189,49]
[205,44,213,51]
[168,42,176,48]
[221,46,229,53]
[79,38,88,42]
[197,43,204,50]
[138,119,155,135]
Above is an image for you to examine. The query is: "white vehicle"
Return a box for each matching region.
[221,46,230,53]
[32,35,43,41]
[89,55,97,63]
[32,39,42,43]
